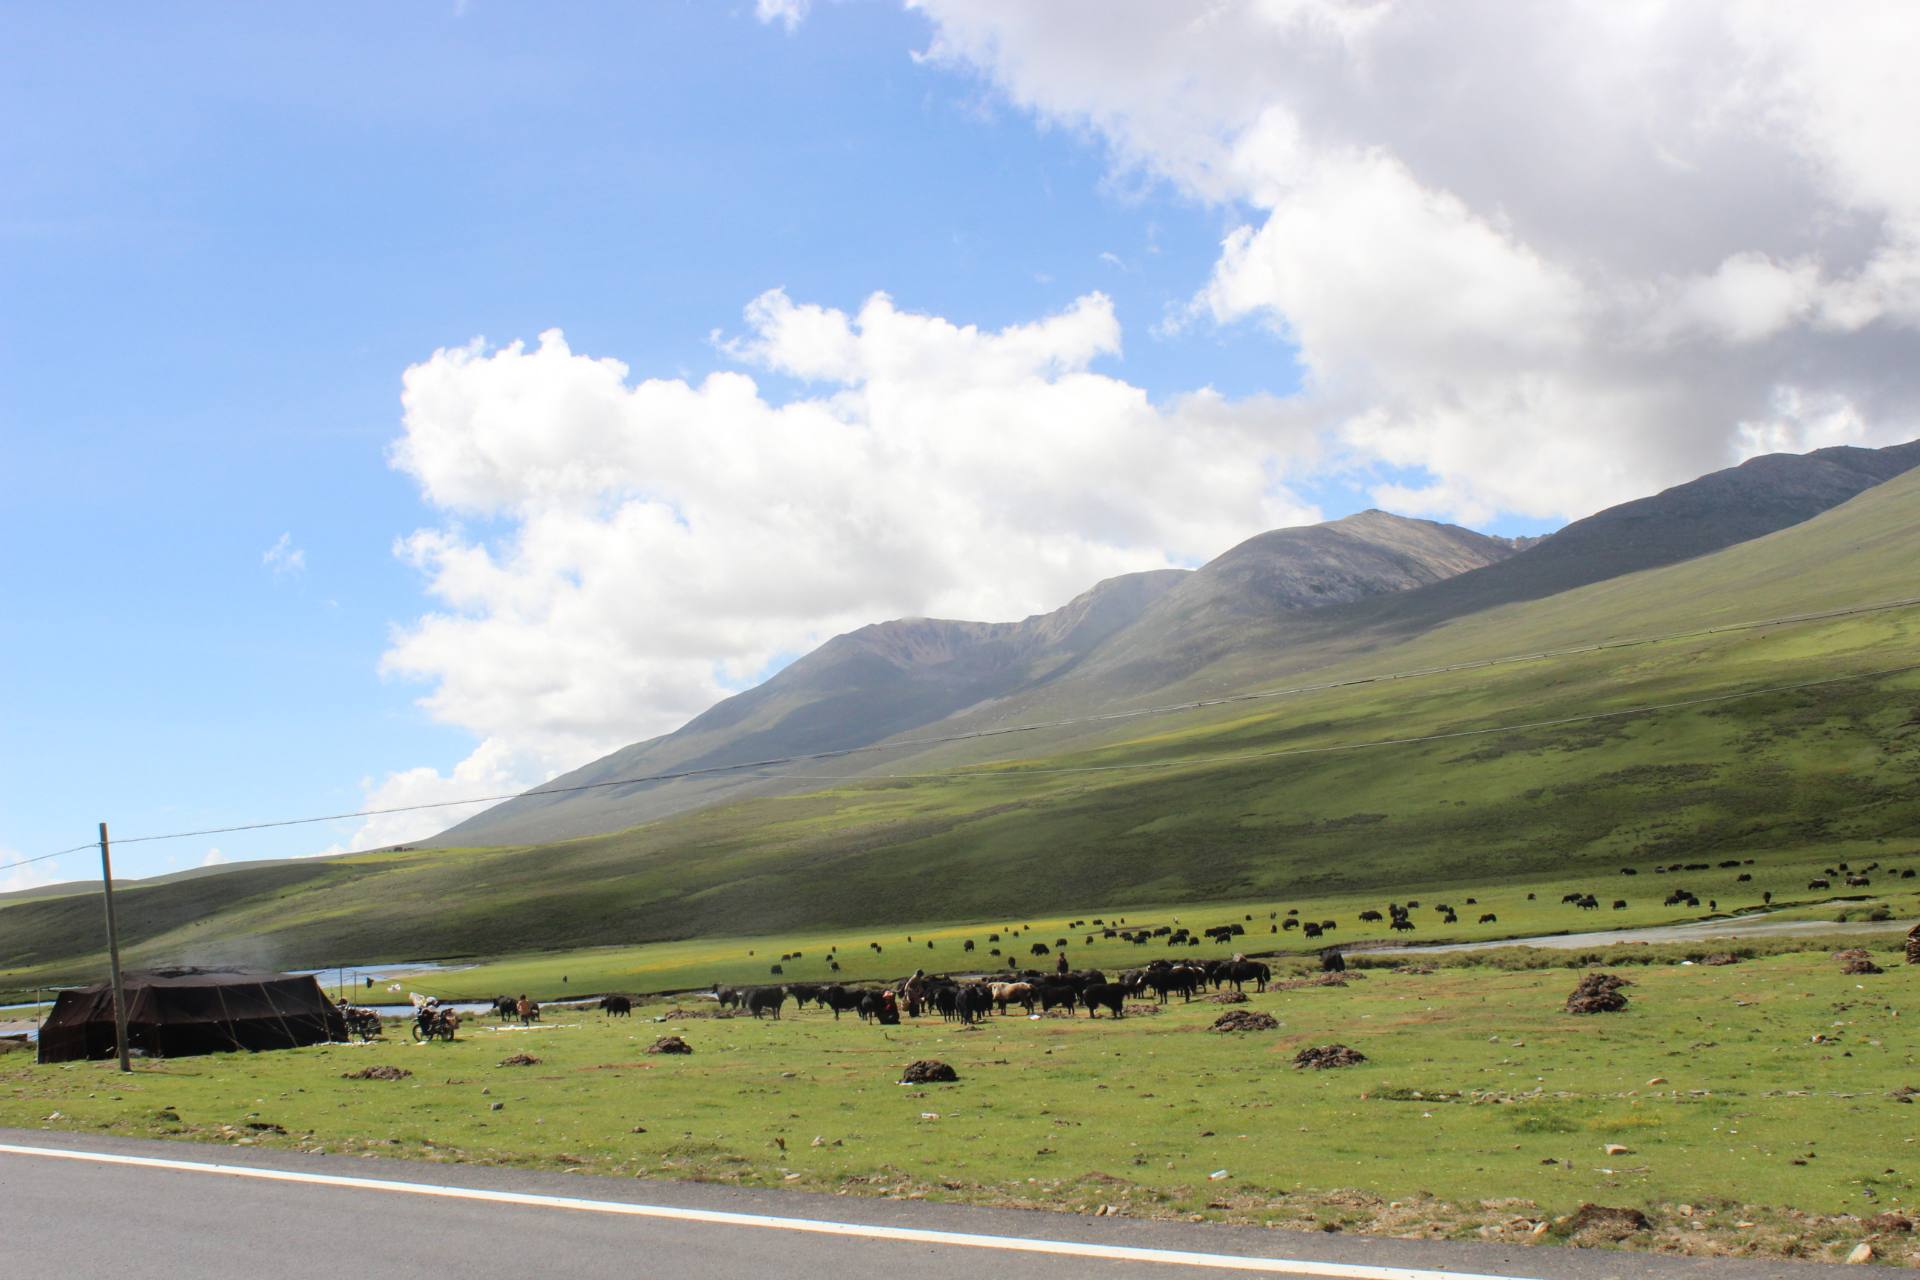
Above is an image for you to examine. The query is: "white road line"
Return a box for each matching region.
[0,1142,1541,1280]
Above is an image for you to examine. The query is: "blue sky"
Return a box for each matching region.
[0,3,1291,880]
[6,2,1912,884]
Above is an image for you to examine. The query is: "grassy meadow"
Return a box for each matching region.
[6,945,1918,1264]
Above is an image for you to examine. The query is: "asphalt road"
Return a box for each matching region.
[0,1130,1862,1279]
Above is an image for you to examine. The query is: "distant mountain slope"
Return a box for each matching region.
[1056,509,1516,695]
[433,511,1512,846]
[974,440,1920,719]
[1356,441,1920,633]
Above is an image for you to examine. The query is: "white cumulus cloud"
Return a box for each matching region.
[263,532,306,575]
[911,0,1920,520]
[353,290,1324,848]
[755,0,810,34]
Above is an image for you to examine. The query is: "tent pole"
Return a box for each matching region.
[98,822,132,1073]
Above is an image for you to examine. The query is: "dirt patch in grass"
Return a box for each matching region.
[1558,1202,1651,1243]
[499,1052,542,1067]
[342,1065,412,1081]
[646,1036,693,1055]
[1272,974,1362,991]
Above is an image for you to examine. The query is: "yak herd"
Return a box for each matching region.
[576,855,1915,1030]
[705,952,1289,1026]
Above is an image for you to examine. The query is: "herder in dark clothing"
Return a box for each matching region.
[877,989,900,1026]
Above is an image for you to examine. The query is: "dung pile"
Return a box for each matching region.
[646,1035,693,1055]
[1700,953,1739,966]
[1293,1044,1367,1070]
[1565,972,1630,1014]
[1834,948,1883,975]
[1209,1010,1279,1033]
[342,1065,412,1081]
[1207,991,1249,1005]
[899,1059,959,1083]
[499,1052,542,1067]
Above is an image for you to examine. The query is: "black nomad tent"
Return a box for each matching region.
[36,968,346,1064]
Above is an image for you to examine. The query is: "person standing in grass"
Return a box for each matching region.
[516,994,531,1025]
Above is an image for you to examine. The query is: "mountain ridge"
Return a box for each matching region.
[431,441,1920,849]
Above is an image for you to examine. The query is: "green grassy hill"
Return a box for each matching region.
[4,467,1917,988]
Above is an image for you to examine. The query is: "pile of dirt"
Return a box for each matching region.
[342,1065,412,1081]
[1293,1044,1368,1070]
[899,1059,959,1084]
[1123,1004,1164,1017]
[1888,1085,1918,1104]
[498,1052,542,1067]
[1700,953,1740,966]
[1209,1010,1279,1033]
[1565,972,1631,1014]
[1207,991,1249,1004]
[1863,1212,1913,1235]
[1834,948,1883,975]
[1272,974,1354,991]
[646,1035,693,1055]
[1559,1202,1652,1242]
[660,1006,741,1019]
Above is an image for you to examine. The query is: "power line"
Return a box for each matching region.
[63,594,1920,851]
[4,843,97,873]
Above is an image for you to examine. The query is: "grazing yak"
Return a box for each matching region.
[744,986,788,1019]
[600,995,633,1017]
[1218,959,1270,992]
[1478,913,1497,924]
[1082,982,1127,1018]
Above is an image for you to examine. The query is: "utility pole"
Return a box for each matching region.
[98,822,131,1073]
